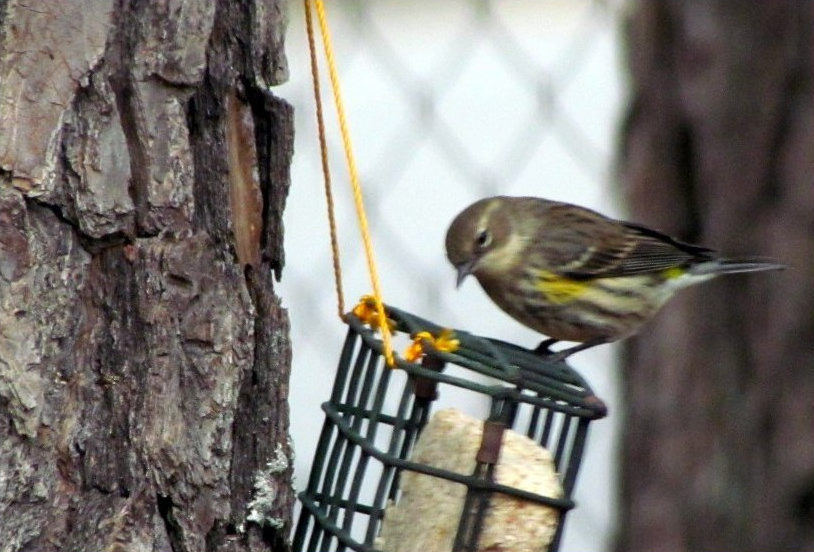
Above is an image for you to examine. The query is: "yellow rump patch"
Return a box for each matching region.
[661,267,686,279]
[536,270,590,303]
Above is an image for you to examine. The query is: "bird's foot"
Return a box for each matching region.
[536,338,609,363]
[534,338,559,355]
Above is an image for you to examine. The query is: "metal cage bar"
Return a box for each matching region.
[293,305,607,552]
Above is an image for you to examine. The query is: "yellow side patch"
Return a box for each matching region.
[662,267,686,279]
[536,270,590,303]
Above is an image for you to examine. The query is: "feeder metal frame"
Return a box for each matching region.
[293,305,607,552]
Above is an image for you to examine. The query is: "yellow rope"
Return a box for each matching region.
[306,0,395,366]
[303,0,344,320]
[352,295,396,332]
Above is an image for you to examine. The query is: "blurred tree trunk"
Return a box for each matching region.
[619,2,814,552]
[0,1,294,551]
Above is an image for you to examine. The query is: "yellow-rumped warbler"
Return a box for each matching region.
[445,196,785,360]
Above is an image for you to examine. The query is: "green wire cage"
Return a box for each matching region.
[293,304,607,552]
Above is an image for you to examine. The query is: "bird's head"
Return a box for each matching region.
[445,197,515,287]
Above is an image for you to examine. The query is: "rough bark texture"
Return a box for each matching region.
[0,1,294,551]
[619,3,814,552]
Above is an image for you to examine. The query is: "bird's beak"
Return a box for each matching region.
[455,259,477,288]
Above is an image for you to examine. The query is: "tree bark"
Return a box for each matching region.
[0,1,294,551]
[620,2,814,552]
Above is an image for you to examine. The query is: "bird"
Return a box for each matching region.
[445,196,785,361]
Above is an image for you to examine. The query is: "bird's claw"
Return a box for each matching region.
[534,338,559,355]
[534,337,609,363]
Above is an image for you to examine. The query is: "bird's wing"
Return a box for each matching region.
[534,203,716,278]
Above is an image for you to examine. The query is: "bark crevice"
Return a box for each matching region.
[158,493,187,552]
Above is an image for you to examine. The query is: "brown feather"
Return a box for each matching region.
[526,201,716,278]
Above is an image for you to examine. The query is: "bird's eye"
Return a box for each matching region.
[475,229,492,248]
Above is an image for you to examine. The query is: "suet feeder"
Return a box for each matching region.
[293,305,607,552]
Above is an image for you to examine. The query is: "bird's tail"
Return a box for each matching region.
[689,258,787,276]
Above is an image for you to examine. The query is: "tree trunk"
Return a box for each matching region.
[619,2,814,552]
[0,1,294,551]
